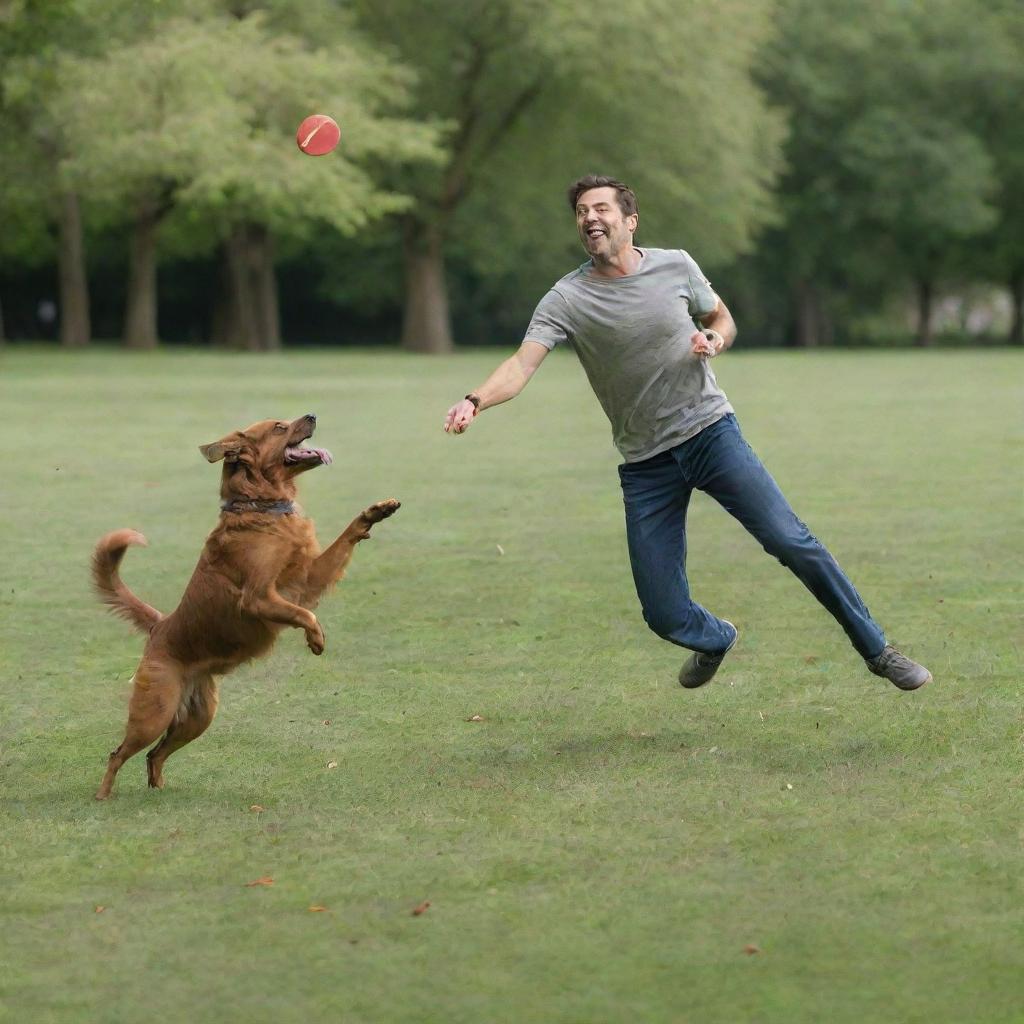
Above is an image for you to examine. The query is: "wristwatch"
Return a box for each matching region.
[465,393,481,410]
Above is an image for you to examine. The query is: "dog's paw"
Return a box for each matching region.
[306,623,326,656]
[362,498,401,525]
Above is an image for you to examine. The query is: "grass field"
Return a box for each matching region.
[1,346,1021,1023]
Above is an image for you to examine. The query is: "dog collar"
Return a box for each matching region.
[220,499,296,516]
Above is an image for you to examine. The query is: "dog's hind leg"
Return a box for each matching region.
[146,676,219,790]
[304,499,401,604]
[95,660,183,800]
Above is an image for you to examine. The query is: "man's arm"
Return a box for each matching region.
[443,340,550,434]
[690,297,738,358]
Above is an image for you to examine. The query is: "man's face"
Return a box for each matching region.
[575,186,637,260]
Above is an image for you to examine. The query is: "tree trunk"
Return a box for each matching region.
[400,218,453,354]
[254,225,281,351]
[123,204,161,349]
[223,227,257,350]
[217,223,280,351]
[0,293,5,348]
[914,278,934,347]
[819,303,835,346]
[210,263,230,348]
[57,191,91,347]
[1009,270,1023,346]
[792,279,821,347]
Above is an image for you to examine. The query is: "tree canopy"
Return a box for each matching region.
[0,0,1020,348]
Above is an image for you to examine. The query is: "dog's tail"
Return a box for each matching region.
[91,529,163,634]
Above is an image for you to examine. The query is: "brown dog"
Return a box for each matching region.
[91,414,399,799]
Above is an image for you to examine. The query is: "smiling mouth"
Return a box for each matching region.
[284,443,333,465]
[284,427,332,466]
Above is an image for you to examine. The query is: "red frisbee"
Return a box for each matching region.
[296,114,340,156]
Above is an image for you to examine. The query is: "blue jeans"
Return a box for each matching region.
[618,414,885,659]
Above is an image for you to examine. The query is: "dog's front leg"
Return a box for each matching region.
[304,498,401,605]
[241,584,326,654]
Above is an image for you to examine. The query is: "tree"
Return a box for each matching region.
[754,0,1005,346]
[53,4,441,349]
[840,111,995,346]
[960,0,1024,343]
[0,0,104,347]
[350,0,784,352]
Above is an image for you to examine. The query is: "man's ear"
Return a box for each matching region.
[199,441,239,463]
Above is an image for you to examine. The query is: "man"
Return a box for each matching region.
[444,174,930,691]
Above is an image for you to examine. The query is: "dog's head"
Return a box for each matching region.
[199,414,333,501]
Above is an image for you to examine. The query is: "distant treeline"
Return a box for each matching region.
[1,0,1020,350]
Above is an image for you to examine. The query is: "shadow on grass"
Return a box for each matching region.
[457,723,919,778]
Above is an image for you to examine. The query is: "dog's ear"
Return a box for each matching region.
[199,441,240,463]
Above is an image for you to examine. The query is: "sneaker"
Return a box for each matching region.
[866,645,932,691]
[678,622,738,689]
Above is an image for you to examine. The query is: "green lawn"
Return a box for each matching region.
[1,346,1021,1024]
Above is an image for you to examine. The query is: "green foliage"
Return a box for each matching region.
[0,0,177,252]
[2,0,1021,345]
[963,0,1024,284]
[0,0,84,265]
[351,0,784,311]
[0,151,54,266]
[840,109,996,275]
[746,0,1020,340]
[51,6,444,245]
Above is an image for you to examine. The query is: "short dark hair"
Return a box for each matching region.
[567,175,638,217]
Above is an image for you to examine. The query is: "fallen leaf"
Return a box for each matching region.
[323,719,331,726]
[327,761,338,769]
[412,900,431,916]
[496,544,505,555]
[245,876,274,887]
[785,783,793,791]
[743,944,761,955]
[94,905,106,914]
[466,715,485,722]
[308,905,328,913]
[803,655,818,665]
[249,805,265,813]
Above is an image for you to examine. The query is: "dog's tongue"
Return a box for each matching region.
[285,445,333,465]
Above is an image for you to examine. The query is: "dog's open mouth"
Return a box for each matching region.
[284,443,333,466]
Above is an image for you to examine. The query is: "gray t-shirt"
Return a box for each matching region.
[524,247,733,463]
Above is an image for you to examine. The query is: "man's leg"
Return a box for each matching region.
[619,452,736,656]
[685,415,887,660]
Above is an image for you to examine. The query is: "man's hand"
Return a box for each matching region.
[693,298,736,357]
[444,398,478,434]
[442,342,549,435]
[691,328,725,358]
